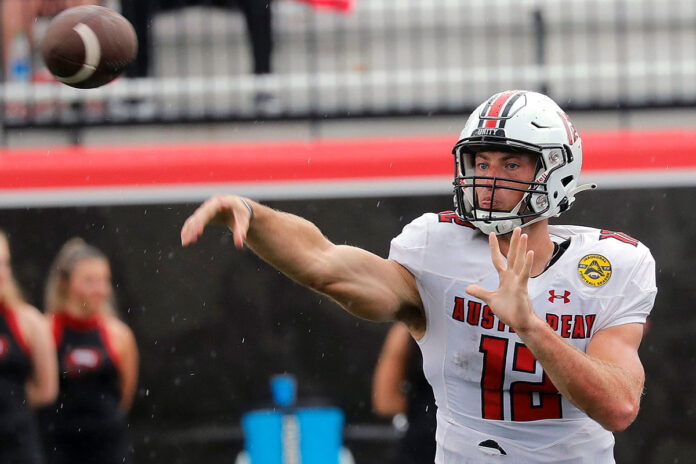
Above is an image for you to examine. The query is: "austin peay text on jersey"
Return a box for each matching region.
[451,296,596,340]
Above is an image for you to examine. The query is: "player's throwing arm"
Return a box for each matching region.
[181,195,423,329]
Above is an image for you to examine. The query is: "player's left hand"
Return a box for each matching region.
[466,227,538,332]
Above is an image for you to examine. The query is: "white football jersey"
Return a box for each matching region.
[388,212,657,464]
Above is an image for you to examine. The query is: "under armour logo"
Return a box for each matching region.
[548,290,571,303]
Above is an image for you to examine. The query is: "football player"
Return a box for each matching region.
[181,91,656,463]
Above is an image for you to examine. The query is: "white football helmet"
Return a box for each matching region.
[452,90,595,235]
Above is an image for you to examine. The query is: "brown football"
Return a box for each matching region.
[41,5,137,89]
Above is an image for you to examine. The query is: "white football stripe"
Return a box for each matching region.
[58,22,101,85]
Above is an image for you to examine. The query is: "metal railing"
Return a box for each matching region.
[2,0,695,129]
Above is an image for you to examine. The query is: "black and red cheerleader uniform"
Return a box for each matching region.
[0,302,44,464]
[40,313,130,464]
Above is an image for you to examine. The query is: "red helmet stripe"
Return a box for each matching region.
[558,112,576,144]
[480,90,519,129]
[480,95,499,118]
[499,92,525,119]
[486,90,518,118]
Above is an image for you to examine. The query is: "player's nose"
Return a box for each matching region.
[485,163,505,178]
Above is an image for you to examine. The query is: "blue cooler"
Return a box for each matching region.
[241,407,344,464]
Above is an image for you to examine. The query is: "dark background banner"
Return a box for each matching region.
[4,187,694,463]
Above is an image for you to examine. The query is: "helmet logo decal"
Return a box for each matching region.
[577,254,612,287]
[478,90,526,129]
[557,111,579,144]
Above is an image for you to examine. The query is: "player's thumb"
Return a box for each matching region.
[232,227,246,249]
[465,284,492,302]
[230,217,249,249]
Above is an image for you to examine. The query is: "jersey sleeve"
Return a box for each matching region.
[388,214,432,279]
[594,247,657,332]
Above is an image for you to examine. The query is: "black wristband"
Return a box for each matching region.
[240,198,254,221]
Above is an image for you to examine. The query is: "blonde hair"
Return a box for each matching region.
[44,238,116,315]
[0,230,25,309]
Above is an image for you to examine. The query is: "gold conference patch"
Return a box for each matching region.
[577,254,612,287]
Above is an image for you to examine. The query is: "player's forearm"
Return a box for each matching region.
[244,201,335,290]
[240,201,410,323]
[517,317,642,432]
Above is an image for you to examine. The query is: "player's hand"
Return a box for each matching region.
[180,195,253,249]
[466,228,537,331]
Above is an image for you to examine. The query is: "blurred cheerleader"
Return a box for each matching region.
[0,230,57,464]
[40,238,138,464]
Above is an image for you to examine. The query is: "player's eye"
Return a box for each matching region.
[476,162,488,170]
[506,162,519,169]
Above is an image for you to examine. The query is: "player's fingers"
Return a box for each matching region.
[513,233,528,274]
[521,250,534,281]
[181,195,253,248]
[230,204,250,250]
[180,208,209,246]
[180,196,225,245]
[180,217,199,246]
[489,233,507,272]
[466,284,493,303]
[223,196,256,249]
[232,226,246,249]
[507,227,521,269]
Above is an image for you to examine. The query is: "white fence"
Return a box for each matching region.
[2,0,695,126]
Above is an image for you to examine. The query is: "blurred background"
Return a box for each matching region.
[1,0,695,462]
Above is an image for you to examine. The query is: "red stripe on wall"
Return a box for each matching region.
[291,0,353,12]
[581,130,696,171]
[1,130,695,191]
[0,138,454,190]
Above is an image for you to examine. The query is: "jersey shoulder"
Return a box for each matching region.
[550,225,650,255]
[551,224,655,290]
[391,211,480,251]
[389,211,489,279]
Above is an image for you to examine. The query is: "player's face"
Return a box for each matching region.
[0,237,10,293]
[473,151,537,211]
[67,257,112,313]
